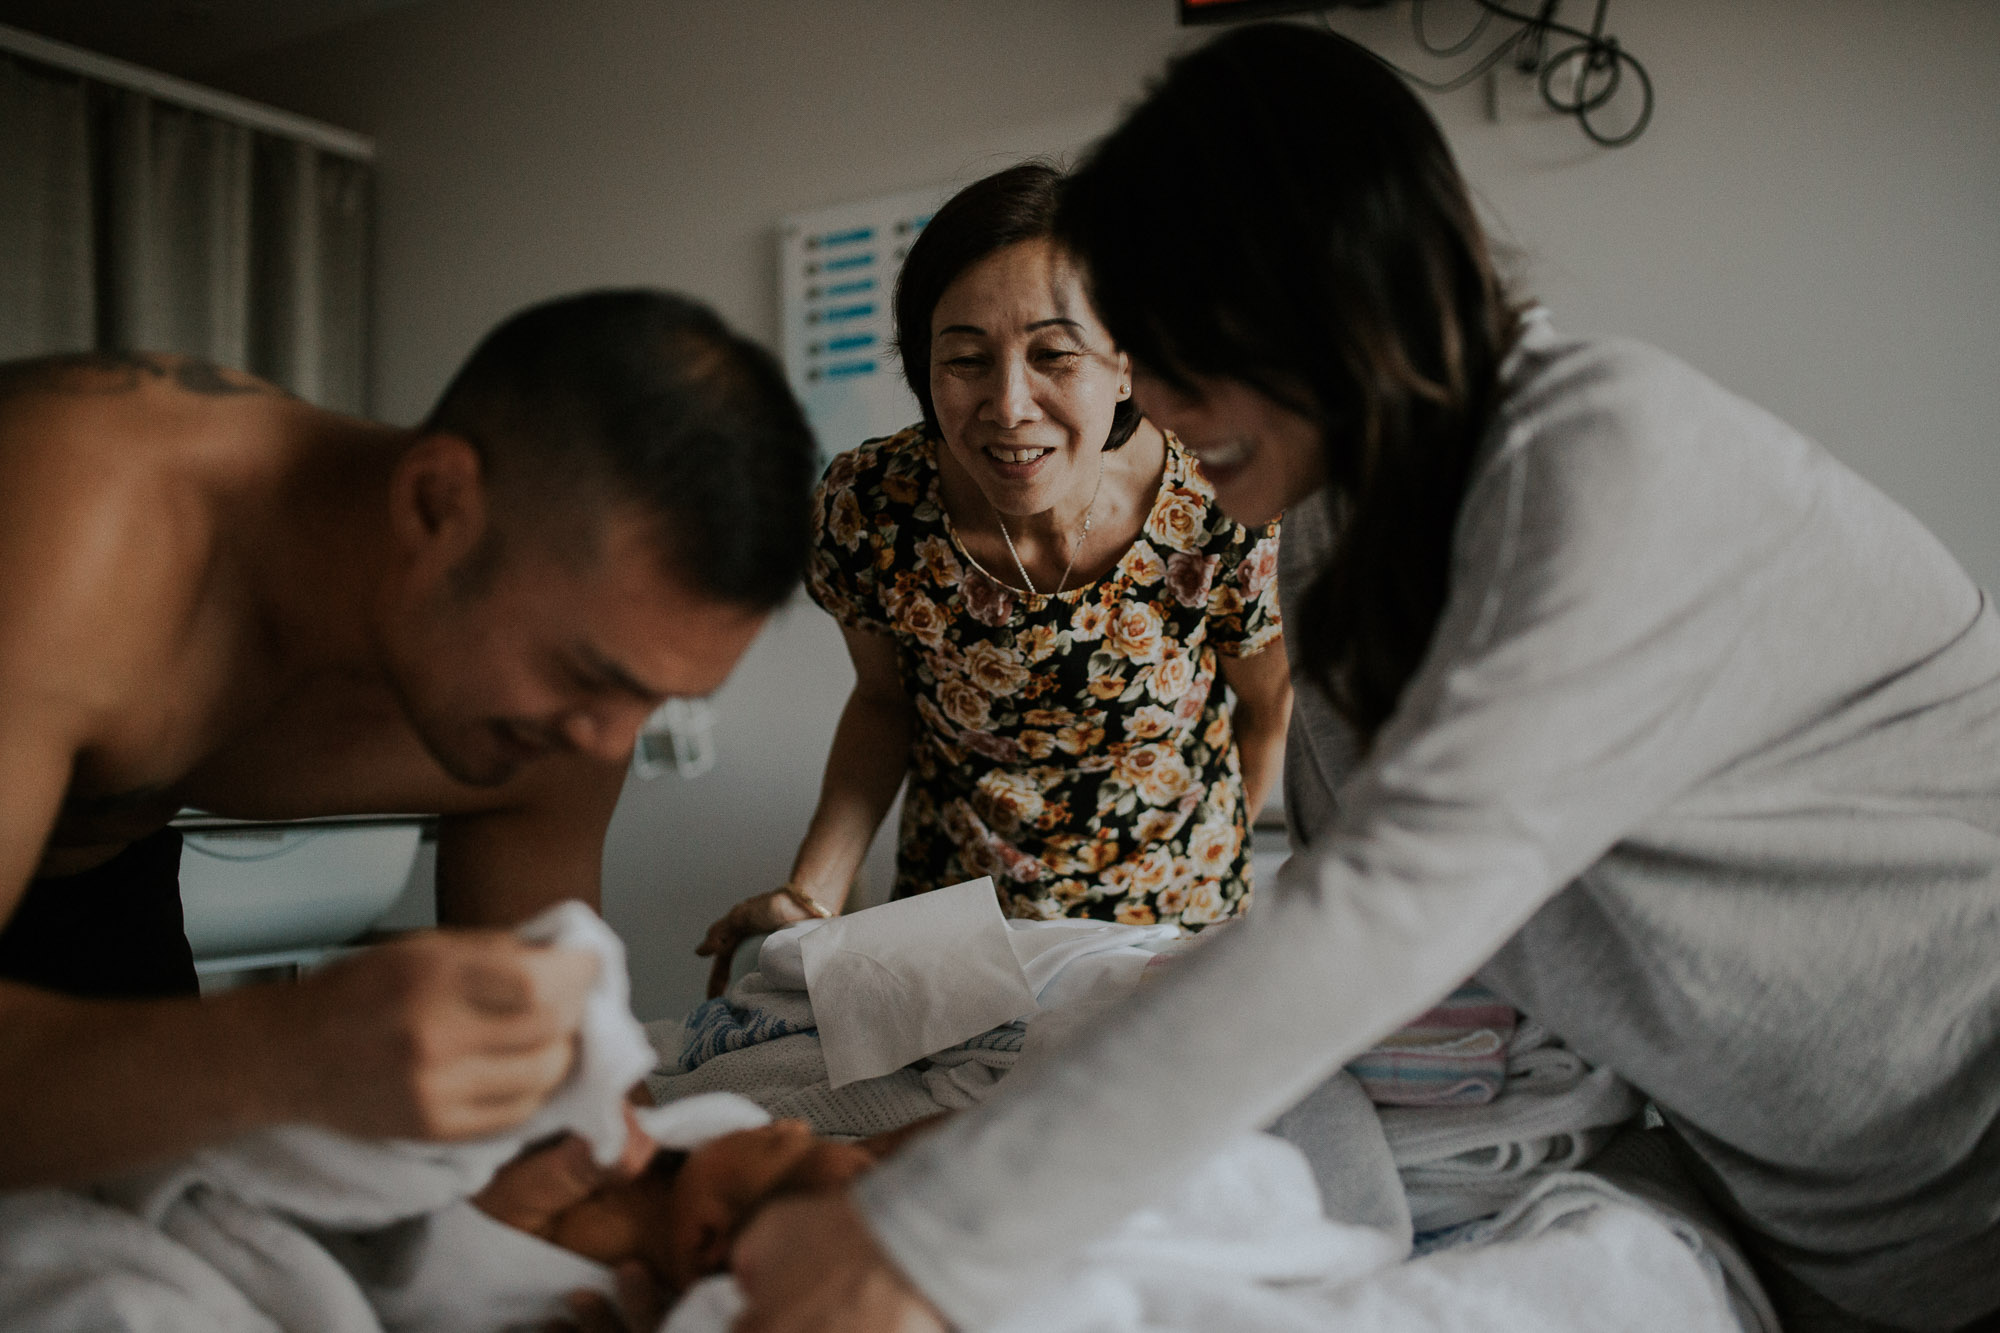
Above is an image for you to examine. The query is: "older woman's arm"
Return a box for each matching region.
[786,627,916,911]
[1217,635,1292,822]
[696,628,913,994]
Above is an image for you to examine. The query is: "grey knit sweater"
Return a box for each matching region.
[858,312,2000,1329]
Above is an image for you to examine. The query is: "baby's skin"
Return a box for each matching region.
[474,1109,946,1297]
[553,1121,875,1293]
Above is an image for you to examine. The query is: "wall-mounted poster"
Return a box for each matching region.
[778,184,950,465]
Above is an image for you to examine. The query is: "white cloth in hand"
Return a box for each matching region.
[0,902,655,1333]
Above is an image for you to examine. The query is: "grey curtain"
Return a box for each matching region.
[0,50,370,412]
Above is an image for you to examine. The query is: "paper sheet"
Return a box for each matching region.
[800,877,1038,1087]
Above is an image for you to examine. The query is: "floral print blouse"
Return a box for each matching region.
[807,425,1283,929]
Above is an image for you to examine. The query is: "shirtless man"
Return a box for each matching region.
[0,289,817,1189]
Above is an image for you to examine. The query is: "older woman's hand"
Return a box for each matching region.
[695,891,815,998]
[730,1191,947,1333]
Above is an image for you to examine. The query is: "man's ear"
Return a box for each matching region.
[390,432,490,572]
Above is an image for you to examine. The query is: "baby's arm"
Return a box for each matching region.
[502,1113,957,1304]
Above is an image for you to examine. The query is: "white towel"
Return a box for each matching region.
[1003,919,1177,1009]
[0,1189,279,1333]
[112,902,655,1233]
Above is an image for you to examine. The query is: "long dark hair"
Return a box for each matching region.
[1058,24,1519,745]
[895,161,1141,451]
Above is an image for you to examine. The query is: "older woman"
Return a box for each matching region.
[730,24,2000,1333]
[697,163,1290,991]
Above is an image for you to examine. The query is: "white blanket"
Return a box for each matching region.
[0,907,1762,1333]
[647,919,1756,1333]
[660,1134,1748,1333]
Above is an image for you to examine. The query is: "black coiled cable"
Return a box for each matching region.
[1329,0,1654,148]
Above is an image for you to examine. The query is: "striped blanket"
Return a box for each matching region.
[1346,984,1517,1107]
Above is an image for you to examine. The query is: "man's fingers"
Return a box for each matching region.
[455,936,536,1014]
[418,1091,544,1142]
[426,1035,578,1127]
[612,1104,658,1179]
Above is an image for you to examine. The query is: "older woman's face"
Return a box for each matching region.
[929,237,1130,518]
[1128,368,1324,528]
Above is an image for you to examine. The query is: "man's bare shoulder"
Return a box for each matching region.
[0,359,262,721]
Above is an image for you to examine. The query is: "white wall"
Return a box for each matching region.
[215,0,2000,1020]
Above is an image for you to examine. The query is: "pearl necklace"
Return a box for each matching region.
[992,449,1107,597]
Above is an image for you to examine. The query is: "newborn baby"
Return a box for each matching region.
[475,1109,940,1304]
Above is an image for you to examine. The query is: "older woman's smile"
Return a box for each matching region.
[979,442,1059,482]
[984,444,1054,464]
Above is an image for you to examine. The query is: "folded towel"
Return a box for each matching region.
[1345,982,1518,1107]
[1378,1021,1645,1235]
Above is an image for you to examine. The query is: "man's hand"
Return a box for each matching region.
[730,1191,948,1333]
[278,931,598,1141]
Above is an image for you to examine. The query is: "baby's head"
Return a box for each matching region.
[547,1119,875,1294]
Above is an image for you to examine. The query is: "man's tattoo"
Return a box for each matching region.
[0,351,283,401]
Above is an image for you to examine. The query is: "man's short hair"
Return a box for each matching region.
[422,289,818,609]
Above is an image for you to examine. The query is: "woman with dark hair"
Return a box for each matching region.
[697,162,1291,990]
[728,24,2000,1333]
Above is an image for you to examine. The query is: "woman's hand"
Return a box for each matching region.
[730,1191,948,1333]
[695,891,814,999]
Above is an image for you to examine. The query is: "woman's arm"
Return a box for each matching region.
[787,628,916,910]
[1217,637,1292,821]
[696,628,914,995]
[755,370,1849,1328]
